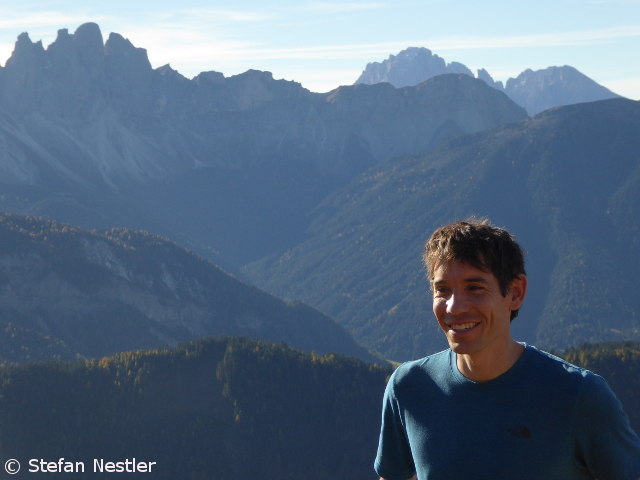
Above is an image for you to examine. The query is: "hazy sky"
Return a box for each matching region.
[0,1,638,99]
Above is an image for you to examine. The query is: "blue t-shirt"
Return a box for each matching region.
[375,345,640,480]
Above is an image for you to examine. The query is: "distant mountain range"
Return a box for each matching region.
[2,23,640,480]
[0,213,378,363]
[0,23,527,269]
[1,23,638,364]
[0,24,639,480]
[244,98,640,361]
[355,47,621,115]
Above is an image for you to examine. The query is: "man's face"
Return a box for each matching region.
[431,259,525,358]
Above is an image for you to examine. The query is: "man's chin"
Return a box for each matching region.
[447,340,476,356]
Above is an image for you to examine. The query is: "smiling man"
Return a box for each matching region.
[374,218,640,480]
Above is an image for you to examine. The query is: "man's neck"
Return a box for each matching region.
[456,339,525,382]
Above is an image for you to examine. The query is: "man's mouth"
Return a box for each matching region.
[449,322,478,331]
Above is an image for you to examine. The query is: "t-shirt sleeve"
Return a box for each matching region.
[572,373,640,480]
[374,371,416,480]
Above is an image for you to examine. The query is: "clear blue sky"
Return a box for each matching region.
[1,0,638,98]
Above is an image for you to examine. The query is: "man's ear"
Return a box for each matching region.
[509,274,528,310]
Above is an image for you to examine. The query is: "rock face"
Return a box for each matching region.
[0,27,526,190]
[0,23,528,268]
[0,25,529,194]
[355,47,473,88]
[0,24,315,188]
[354,47,620,115]
[1,24,108,118]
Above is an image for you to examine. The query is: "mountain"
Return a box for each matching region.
[124,74,527,266]
[0,336,391,480]
[0,27,524,189]
[355,47,620,116]
[0,24,528,268]
[354,46,473,88]
[502,65,621,115]
[243,98,640,362]
[0,213,379,364]
[0,23,314,189]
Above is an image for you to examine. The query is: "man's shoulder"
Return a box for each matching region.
[396,349,451,371]
[390,349,451,386]
[525,345,597,386]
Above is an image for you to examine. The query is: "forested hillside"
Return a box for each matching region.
[0,213,378,364]
[245,98,640,361]
[0,338,637,479]
[0,336,390,480]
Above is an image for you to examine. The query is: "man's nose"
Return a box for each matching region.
[446,292,469,315]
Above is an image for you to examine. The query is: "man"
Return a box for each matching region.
[374,218,640,480]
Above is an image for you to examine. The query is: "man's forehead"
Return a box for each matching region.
[431,259,494,282]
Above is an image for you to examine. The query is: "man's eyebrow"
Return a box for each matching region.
[464,276,489,283]
[431,276,490,288]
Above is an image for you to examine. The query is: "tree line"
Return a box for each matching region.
[0,336,638,479]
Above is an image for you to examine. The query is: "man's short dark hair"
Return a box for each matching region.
[423,217,526,320]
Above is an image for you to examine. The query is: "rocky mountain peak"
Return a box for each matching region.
[104,32,152,71]
[355,48,621,116]
[72,23,106,76]
[44,24,106,84]
[103,32,155,116]
[194,70,226,85]
[157,64,187,79]
[223,69,310,110]
[504,65,620,115]
[477,68,504,91]
[74,22,104,45]
[0,23,110,117]
[52,28,72,46]
[5,33,45,72]
[355,46,473,88]
[1,32,47,114]
[5,32,45,66]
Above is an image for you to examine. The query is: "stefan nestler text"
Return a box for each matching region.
[29,458,156,473]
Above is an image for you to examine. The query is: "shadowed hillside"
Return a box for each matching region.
[0,336,390,479]
[0,337,637,479]
[244,98,640,361]
[0,213,379,364]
